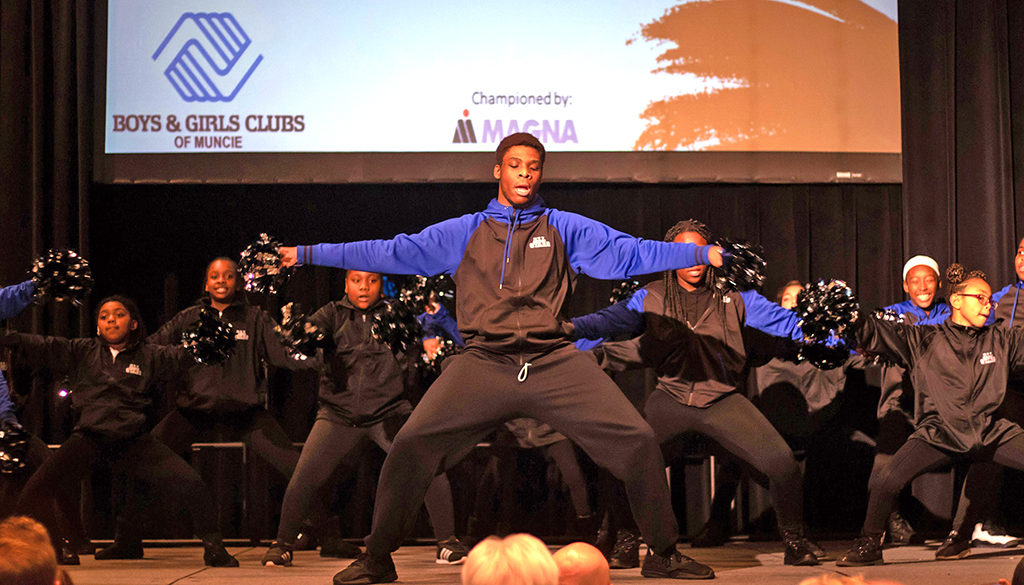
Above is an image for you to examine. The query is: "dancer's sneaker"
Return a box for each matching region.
[57,539,80,566]
[436,537,470,565]
[885,511,915,546]
[333,552,398,584]
[935,531,971,560]
[837,534,884,566]
[690,519,729,548]
[262,541,293,567]
[203,540,239,567]
[781,530,819,566]
[320,536,363,558]
[609,529,641,569]
[972,522,1022,547]
[640,547,715,579]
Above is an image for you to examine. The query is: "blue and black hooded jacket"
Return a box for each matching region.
[297,196,716,357]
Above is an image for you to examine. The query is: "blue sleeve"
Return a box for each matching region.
[739,290,803,341]
[989,284,1015,326]
[0,372,15,425]
[297,214,482,276]
[570,290,647,341]
[0,281,35,320]
[547,211,713,278]
[417,305,465,347]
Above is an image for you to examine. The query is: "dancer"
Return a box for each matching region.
[262,269,469,567]
[5,296,238,567]
[570,219,825,566]
[279,132,725,582]
[98,257,313,560]
[838,264,1024,566]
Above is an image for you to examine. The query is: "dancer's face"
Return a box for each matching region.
[951,278,992,328]
[674,231,708,291]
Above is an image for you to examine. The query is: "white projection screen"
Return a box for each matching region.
[95,0,901,184]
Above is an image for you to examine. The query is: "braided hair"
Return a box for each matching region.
[662,219,714,321]
[945,263,988,295]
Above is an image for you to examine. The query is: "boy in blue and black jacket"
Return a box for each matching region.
[279,133,726,583]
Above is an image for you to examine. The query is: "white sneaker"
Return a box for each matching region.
[971,522,1021,547]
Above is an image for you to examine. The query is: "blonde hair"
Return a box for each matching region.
[0,516,58,585]
[462,534,558,585]
[553,542,611,585]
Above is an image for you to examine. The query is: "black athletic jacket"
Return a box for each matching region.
[857,316,1024,453]
[2,334,189,440]
[149,298,309,412]
[308,297,413,426]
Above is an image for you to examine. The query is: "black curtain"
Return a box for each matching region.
[899,0,1024,284]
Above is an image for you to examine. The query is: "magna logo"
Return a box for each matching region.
[153,12,263,103]
[453,111,577,144]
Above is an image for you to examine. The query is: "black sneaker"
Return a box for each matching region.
[95,539,144,560]
[203,542,239,567]
[935,531,971,560]
[436,537,470,565]
[782,530,819,566]
[691,520,729,548]
[262,541,293,567]
[640,548,715,579]
[57,539,80,566]
[837,535,884,567]
[886,511,915,546]
[609,529,641,569]
[806,537,832,561]
[320,536,363,558]
[333,552,398,584]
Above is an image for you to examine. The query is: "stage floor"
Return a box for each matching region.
[63,540,1020,585]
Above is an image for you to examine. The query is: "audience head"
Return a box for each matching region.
[0,516,58,585]
[462,533,558,585]
[553,542,610,585]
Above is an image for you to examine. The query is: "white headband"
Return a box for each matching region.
[902,255,940,281]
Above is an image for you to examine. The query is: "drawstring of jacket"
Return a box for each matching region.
[499,208,520,290]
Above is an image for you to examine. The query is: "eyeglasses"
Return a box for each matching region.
[957,293,993,307]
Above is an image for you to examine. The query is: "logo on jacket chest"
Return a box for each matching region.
[125,363,142,376]
[980,352,996,365]
[235,329,249,341]
[528,236,551,249]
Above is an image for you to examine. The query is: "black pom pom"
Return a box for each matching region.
[392,274,456,313]
[418,336,459,377]
[711,239,766,294]
[371,298,423,355]
[275,302,326,360]
[610,279,642,305]
[795,279,860,343]
[239,234,292,295]
[30,249,94,305]
[181,306,236,365]
[871,308,905,324]
[0,423,28,475]
[796,341,851,370]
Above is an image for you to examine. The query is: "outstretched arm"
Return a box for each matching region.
[569,291,647,342]
[0,281,35,320]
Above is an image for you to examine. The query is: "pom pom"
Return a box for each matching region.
[0,423,28,475]
[390,275,456,313]
[418,336,460,377]
[610,279,642,305]
[871,308,905,324]
[239,234,292,295]
[181,306,236,364]
[275,302,326,360]
[795,279,860,343]
[710,239,766,294]
[371,298,423,355]
[796,341,851,370]
[30,249,93,305]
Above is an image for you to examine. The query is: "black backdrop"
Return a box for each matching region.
[5,0,1024,537]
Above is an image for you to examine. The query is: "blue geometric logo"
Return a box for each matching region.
[153,12,263,103]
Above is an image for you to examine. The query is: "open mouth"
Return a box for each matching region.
[514,184,531,196]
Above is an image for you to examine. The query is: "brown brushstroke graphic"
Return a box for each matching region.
[630,0,900,152]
